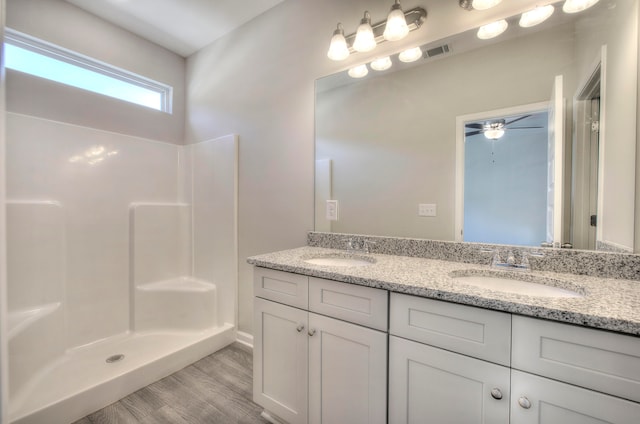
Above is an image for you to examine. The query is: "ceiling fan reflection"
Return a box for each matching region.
[465,115,543,140]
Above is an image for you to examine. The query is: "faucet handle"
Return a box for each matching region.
[342,237,354,250]
[362,240,376,253]
[490,250,501,267]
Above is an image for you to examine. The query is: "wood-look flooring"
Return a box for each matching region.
[72,342,268,424]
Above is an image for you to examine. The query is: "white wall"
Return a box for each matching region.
[185,0,551,334]
[5,0,185,144]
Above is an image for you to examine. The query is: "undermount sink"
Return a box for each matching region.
[303,253,376,267]
[449,270,584,298]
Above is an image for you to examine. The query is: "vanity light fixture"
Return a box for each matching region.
[562,0,600,13]
[353,11,377,52]
[472,0,503,11]
[326,6,427,61]
[519,5,555,27]
[348,64,369,78]
[383,0,410,41]
[370,56,393,71]
[398,46,423,63]
[327,23,350,61]
[477,19,508,39]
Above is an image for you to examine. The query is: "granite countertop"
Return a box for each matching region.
[247,246,640,337]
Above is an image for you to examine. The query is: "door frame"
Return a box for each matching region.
[572,46,606,250]
[455,101,550,243]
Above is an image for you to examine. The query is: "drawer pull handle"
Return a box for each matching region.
[490,388,503,400]
[296,324,305,333]
[308,329,317,337]
[518,397,532,409]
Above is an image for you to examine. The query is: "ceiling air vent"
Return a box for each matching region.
[425,44,450,58]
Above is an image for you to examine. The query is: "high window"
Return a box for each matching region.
[4,29,173,113]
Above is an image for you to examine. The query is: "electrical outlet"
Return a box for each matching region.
[418,203,437,217]
[326,200,339,221]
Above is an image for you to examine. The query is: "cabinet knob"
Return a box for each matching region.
[296,324,305,333]
[308,329,316,336]
[490,388,503,400]
[518,396,532,409]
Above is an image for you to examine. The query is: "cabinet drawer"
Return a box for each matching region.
[309,278,388,331]
[390,293,511,366]
[512,315,640,403]
[254,267,308,309]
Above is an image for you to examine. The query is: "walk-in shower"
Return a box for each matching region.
[5,113,238,424]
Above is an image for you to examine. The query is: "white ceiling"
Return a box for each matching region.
[64,0,286,57]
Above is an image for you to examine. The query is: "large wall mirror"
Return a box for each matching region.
[315,0,638,252]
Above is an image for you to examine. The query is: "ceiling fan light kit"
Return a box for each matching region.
[465,115,544,140]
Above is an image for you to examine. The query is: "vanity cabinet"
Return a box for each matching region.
[389,336,510,423]
[253,268,388,424]
[510,370,640,423]
[388,293,512,424]
[252,266,640,424]
[389,292,640,424]
[510,315,640,423]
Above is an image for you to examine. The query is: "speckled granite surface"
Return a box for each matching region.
[308,232,640,281]
[247,246,640,336]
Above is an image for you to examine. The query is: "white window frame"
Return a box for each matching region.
[4,28,173,113]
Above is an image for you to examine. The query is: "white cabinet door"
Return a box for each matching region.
[308,312,387,424]
[511,370,640,424]
[254,298,309,424]
[389,336,510,424]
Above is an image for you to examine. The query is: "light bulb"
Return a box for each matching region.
[398,46,422,63]
[348,64,369,78]
[562,0,599,13]
[353,11,376,52]
[371,56,392,71]
[484,129,505,139]
[383,1,409,41]
[519,5,555,27]
[477,19,508,39]
[327,23,349,61]
[472,0,502,10]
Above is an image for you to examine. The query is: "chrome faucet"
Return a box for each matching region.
[489,249,535,271]
[343,238,376,254]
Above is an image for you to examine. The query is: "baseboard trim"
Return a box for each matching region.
[236,331,253,349]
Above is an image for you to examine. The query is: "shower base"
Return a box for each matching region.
[9,324,235,424]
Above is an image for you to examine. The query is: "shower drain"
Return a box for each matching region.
[106,354,125,363]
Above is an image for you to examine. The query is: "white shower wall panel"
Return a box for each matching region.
[6,201,64,311]
[131,203,191,286]
[189,135,238,327]
[6,112,182,348]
